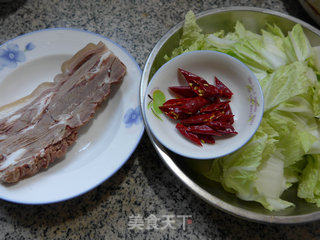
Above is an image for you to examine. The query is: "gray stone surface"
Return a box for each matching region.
[0,0,320,239]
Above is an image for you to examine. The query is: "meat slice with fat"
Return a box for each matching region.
[0,42,126,183]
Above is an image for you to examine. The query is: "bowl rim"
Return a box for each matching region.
[144,49,264,160]
[140,6,320,224]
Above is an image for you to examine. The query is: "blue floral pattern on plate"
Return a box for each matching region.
[0,42,35,71]
[124,106,142,128]
[25,42,35,51]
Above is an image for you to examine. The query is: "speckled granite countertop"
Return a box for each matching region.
[0,0,320,239]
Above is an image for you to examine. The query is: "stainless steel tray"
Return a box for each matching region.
[140,7,320,224]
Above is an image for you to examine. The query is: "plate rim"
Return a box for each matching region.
[0,28,144,205]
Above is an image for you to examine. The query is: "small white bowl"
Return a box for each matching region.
[144,50,263,159]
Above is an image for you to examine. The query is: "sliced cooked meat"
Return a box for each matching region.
[0,42,126,183]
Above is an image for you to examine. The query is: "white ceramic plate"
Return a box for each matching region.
[0,29,144,204]
[144,51,263,159]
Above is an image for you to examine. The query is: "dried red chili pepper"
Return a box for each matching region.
[186,125,223,136]
[206,121,233,130]
[187,123,237,136]
[163,96,208,108]
[176,123,202,146]
[215,126,238,135]
[217,114,235,124]
[180,111,225,125]
[159,106,189,120]
[169,86,197,98]
[178,68,219,98]
[198,134,215,144]
[224,103,233,115]
[159,69,236,146]
[215,77,233,99]
[199,100,230,113]
[160,96,209,120]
